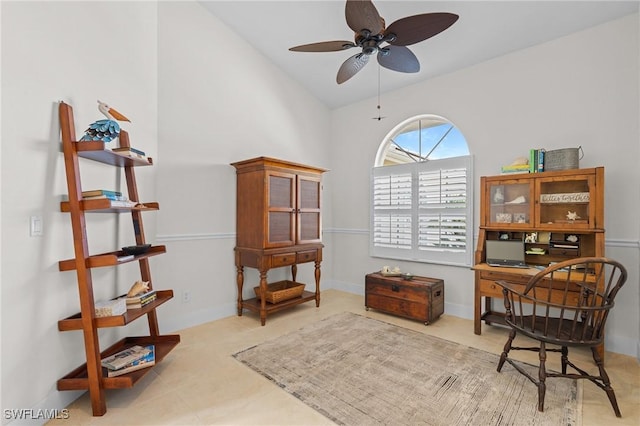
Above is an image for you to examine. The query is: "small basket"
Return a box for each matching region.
[254,280,305,304]
[544,146,583,171]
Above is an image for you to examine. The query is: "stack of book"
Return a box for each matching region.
[82,189,137,208]
[500,163,530,174]
[101,345,155,377]
[112,147,147,161]
[126,290,157,309]
[82,189,127,201]
[528,148,545,173]
[500,149,546,174]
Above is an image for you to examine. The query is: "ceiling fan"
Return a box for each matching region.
[289,0,459,84]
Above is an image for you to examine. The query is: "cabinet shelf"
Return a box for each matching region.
[58,245,166,271]
[74,141,153,167]
[57,335,180,391]
[58,290,174,331]
[242,290,317,315]
[60,200,159,213]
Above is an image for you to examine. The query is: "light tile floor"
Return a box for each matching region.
[50,290,639,425]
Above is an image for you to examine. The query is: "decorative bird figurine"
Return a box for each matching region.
[80,100,130,143]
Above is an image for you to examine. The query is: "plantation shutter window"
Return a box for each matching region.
[372,173,412,250]
[370,156,473,266]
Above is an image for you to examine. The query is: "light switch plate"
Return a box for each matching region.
[30,216,43,237]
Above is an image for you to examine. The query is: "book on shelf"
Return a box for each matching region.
[126,290,157,309]
[126,296,157,309]
[106,345,155,377]
[550,243,579,249]
[500,164,530,174]
[101,345,153,370]
[109,200,138,208]
[112,147,147,160]
[112,147,146,156]
[537,149,545,172]
[528,148,546,173]
[81,189,122,198]
[83,194,128,201]
[94,298,126,317]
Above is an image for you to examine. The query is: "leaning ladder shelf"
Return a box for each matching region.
[57,102,180,416]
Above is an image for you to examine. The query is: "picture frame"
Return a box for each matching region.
[513,213,527,223]
[495,212,512,223]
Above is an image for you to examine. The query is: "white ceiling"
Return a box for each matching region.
[200,1,639,109]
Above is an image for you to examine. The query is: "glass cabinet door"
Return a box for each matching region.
[267,171,296,247]
[486,180,533,227]
[297,175,322,244]
[535,175,595,229]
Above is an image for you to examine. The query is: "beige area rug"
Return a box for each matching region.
[233,312,581,426]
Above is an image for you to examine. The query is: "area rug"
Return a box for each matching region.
[233,312,581,426]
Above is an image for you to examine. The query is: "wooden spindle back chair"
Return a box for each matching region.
[495,257,627,417]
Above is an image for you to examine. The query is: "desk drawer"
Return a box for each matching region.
[479,279,522,298]
[549,247,579,257]
[480,279,581,305]
[271,253,296,267]
[296,250,317,263]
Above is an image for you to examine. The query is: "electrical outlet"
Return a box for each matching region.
[182,290,191,303]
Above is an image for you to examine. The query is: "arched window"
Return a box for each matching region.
[370,115,473,266]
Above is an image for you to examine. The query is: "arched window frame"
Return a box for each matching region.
[370,114,474,267]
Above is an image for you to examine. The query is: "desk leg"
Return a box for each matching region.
[474,273,481,335]
[258,269,268,326]
[314,260,321,307]
[291,264,297,282]
[236,265,244,316]
[484,296,493,324]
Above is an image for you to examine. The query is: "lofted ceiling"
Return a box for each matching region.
[200,1,639,109]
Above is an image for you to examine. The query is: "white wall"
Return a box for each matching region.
[0,0,161,419]
[1,0,638,421]
[329,13,640,356]
[151,1,332,332]
[1,0,332,419]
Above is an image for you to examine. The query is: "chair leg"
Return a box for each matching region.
[497,328,516,372]
[561,346,568,375]
[537,342,547,412]
[591,347,622,417]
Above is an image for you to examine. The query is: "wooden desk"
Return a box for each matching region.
[472,262,604,357]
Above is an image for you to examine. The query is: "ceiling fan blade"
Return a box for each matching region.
[385,12,459,46]
[337,53,370,84]
[345,0,383,35]
[289,40,356,52]
[377,45,419,73]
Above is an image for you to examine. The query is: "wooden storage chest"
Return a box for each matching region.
[365,273,444,325]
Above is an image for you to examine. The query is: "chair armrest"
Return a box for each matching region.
[494,280,525,296]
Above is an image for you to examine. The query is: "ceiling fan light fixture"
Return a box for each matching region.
[362,40,379,55]
[383,33,397,43]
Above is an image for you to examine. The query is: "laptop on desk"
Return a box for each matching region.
[485,240,529,268]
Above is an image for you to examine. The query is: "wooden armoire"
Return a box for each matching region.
[231,156,327,325]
